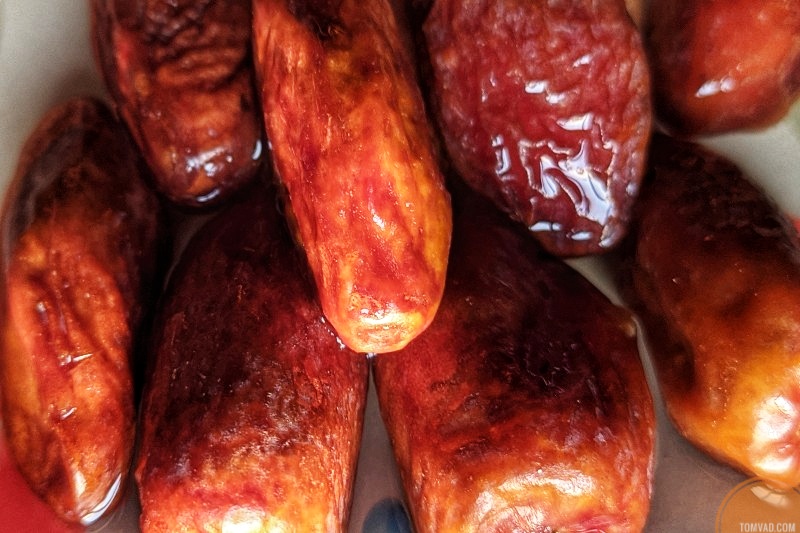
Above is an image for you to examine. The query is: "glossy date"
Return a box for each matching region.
[0,97,163,524]
[646,0,800,135]
[621,133,800,488]
[420,0,651,256]
[374,188,655,532]
[91,0,263,207]
[136,190,369,532]
[252,0,452,354]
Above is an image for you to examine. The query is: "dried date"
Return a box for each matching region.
[252,0,452,354]
[646,0,800,135]
[620,133,800,488]
[374,187,655,531]
[91,0,264,207]
[0,97,164,523]
[136,189,369,531]
[421,0,651,256]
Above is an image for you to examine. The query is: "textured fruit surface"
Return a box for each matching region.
[91,0,263,206]
[136,190,369,532]
[422,0,651,256]
[647,0,800,134]
[253,0,452,354]
[622,133,800,489]
[0,97,163,524]
[374,188,655,532]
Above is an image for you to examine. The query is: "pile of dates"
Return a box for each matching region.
[1,0,799,531]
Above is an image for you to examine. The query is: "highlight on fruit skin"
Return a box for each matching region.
[252,0,452,354]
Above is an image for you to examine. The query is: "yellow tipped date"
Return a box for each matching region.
[253,0,452,353]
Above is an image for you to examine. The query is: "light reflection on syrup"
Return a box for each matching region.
[750,391,800,482]
[695,76,737,98]
[57,352,92,369]
[492,106,616,239]
[182,146,228,181]
[80,474,122,527]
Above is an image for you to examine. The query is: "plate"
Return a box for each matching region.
[0,2,798,532]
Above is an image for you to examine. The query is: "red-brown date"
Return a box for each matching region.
[420,0,651,256]
[374,188,656,532]
[646,0,800,135]
[252,0,452,354]
[91,0,263,207]
[0,97,164,524]
[136,190,369,532]
[621,133,800,488]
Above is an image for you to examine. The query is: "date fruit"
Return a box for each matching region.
[91,0,263,207]
[373,188,655,532]
[0,97,163,523]
[646,0,800,135]
[621,133,800,488]
[136,190,369,532]
[252,0,452,354]
[420,0,651,256]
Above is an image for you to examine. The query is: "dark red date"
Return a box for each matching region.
[421,0,651,256]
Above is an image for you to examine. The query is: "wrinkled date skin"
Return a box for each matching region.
[252,0,452,354]
[420,0,651,256]
[136,191,369,532]
[621,134,800,488]
[0,97,164,524]
[91,0,263,207]
[373,189,655,532]
[646,0,800,135]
